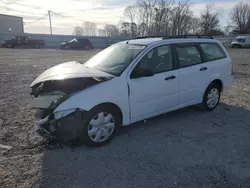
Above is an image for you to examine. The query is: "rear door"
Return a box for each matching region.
[174,43,208,106]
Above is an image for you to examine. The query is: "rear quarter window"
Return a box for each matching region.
[200,43,227,61]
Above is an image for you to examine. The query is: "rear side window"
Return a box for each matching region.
[200,43,226,61]
[176,45,202,68]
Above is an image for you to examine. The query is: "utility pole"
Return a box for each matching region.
[48,10,52,35]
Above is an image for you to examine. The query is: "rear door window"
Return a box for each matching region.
[175,44,202,68]
[200,43,226,61]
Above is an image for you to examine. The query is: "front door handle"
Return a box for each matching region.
[200,67,208,71]
[165,75,176,80]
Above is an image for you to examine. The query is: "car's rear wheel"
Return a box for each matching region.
[80,105,120,147]
[201,83,221,111]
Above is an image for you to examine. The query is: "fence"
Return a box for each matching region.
[0,33,129,48]
[0,33,246,49]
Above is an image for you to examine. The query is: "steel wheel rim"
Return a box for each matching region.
[207,88,219,108]
[88,112,115,143]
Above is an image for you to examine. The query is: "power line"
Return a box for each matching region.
[50,11,107,25]
[51,11,85,22]
[3,0,45,10]
[24,13,48,24]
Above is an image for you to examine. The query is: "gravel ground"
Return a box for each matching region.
[0,48,250,188]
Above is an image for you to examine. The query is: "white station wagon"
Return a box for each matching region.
[30,35,232,146]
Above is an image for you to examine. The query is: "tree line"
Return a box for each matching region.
[73,1,250,37]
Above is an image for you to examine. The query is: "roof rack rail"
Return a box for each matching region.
[133,35,213,40]
[133,36,163,39]
[163,35,214,39]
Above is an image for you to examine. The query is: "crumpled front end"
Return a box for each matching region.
[30,77,109,142]
[30,61,114,142]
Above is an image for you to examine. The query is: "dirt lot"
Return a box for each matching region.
[0,48,250,188]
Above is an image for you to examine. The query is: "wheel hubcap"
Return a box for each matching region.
[88,112,115,142]
[207,88,219,108]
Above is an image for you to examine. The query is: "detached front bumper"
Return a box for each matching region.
[35,108,85,142]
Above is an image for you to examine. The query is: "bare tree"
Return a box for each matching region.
[136,0,174,36]
[153,0,174,36]
[199,4,222,35]
[137,22,147,37]
[120,21,131,36]
[73,26,83,35]
[137,0,158,35]
[224,23,233,35]
[82,22,97,36]
[124,6,137,37]
[188,17,200,34]
[97,29,107,36]
[104,24,120,36]
[171,0,192,35]
[230,2,250,33]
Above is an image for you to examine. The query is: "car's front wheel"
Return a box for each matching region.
[201,83,221,111]
[80,105,120,147]
[64,45,70,50]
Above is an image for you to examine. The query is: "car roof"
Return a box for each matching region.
[237,36,250,38]
[128,38,163,45]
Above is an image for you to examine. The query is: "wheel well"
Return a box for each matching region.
[211,79,223,91]
[93,103,123,125]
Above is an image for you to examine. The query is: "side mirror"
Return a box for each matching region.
[131,68,154,79]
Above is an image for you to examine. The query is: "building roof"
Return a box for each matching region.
[0,13,23,19]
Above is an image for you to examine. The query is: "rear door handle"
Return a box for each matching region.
[165,75,176,80]
[200,67,208,71]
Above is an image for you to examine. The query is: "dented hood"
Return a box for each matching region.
[30,61,114,87]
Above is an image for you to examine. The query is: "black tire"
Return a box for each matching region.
[80,105,121,147]
[7,44,13,48]
[200,83,221,111]
[64,45,71,50]
[235,44,242,49]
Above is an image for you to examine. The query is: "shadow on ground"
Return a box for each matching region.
[39,103,250,188]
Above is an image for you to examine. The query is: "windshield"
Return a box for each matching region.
[85,43,146,76]
[236,38,245,42]
[69,39,77,43]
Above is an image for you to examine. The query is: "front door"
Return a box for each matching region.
[127,44,179,122]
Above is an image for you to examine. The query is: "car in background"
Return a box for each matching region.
[231,36,250,48]
[30,35,232,147]
[60,38,94,50]
[1,36,45,48]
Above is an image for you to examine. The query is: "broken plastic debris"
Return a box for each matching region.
[0,144,12,150]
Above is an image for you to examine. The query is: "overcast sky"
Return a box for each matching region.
[0,0,248,35]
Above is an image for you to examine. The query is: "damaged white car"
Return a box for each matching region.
[30,36,232,146]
